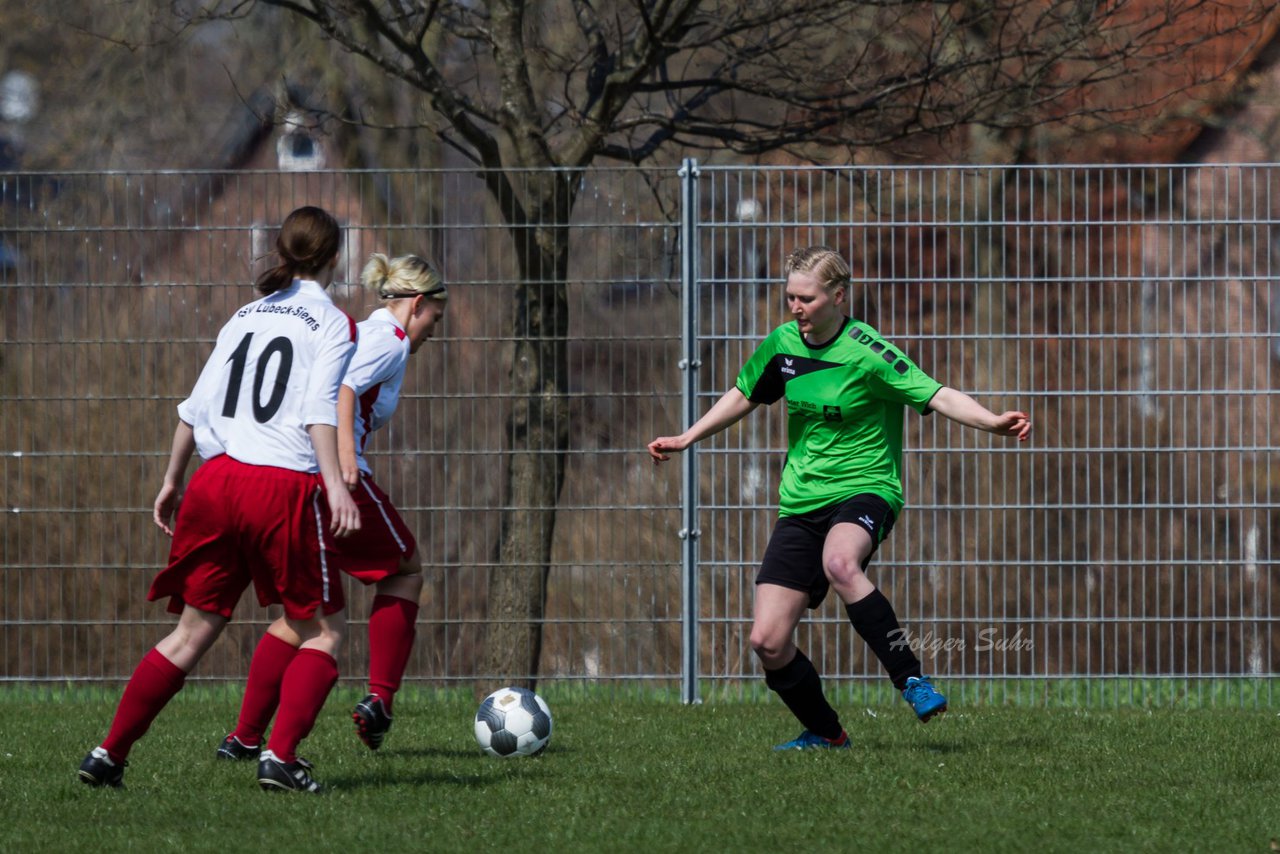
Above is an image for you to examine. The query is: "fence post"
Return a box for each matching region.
[679,158,702,704]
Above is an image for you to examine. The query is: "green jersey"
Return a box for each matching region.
[734,317,942,516]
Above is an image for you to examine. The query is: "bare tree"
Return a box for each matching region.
[181,0,1274,686]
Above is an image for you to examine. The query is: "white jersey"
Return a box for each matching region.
[344,308,411,475]
[177,279,357,472]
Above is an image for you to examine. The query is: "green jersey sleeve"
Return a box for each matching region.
[847,323,943,413]
[735,328,786,404]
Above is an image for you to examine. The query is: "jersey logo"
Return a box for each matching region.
[747,353,843,404]
[393,326,407,341]
[823,405,842,422]
[769,353,841,381]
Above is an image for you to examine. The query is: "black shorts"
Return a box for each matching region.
[756,493,897,610]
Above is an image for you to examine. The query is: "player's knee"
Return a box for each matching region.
[266,617,302,648]
[304,625,344,658]
[321,627,344,653]
[824,554,866,590]
[397,551,422,576]
[749,628,791,665]
[179,624,218,655]
[168,607,225,659]
[169,631,215,664]
[378,571,422,602]
[321,609,347,643]
[402,572,424,598]
[288,609,346,654]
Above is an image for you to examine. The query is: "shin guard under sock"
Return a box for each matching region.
[101,648,187,763]
[845,588,923,690]
[232,632,298,745]
[267,648,339,763]
[763,649,842,740]
[368,594,419,715]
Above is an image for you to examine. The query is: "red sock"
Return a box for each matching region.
[101,648,186,763]
[368,594,418,715]
[266,648,338,763]
[231,633,298,746]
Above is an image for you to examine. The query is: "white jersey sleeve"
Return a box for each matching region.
[178,279,357,472]
[342,308,411,474]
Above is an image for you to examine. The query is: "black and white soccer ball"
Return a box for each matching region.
[473,686,553,757]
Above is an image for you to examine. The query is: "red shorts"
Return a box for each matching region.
[324,474,418,584]
[148,455,345,620]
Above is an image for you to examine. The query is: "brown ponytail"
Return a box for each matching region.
[255,206,342,295]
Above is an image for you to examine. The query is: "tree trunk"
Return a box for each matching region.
[477,176,573,691]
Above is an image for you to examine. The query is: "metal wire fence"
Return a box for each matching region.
[1,163,1276,705]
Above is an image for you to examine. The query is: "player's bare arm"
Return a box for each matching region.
[336,384,360,490]
[647,387,760,463]
[308,423,362,536]
[929,386,1032,441]
[153,420,197,537]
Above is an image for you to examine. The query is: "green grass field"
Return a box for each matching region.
[3,685,1276,852]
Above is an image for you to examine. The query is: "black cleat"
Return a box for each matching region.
[216,734,262,761]
[257,750,322,793]
[352,693,393,751]
[78,747,125,788]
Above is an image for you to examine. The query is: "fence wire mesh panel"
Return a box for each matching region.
[0,164,1276,705]
[691,164,1278,706]
[0,168,686,689]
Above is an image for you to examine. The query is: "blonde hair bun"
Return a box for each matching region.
[361,253,446,300]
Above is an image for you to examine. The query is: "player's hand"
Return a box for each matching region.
[153,481,182,537]
[327,487,362,537]
[647,435,688,464]
[340,458,360,490]
[989,411,1032,442]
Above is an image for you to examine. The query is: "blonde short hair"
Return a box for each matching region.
[783,246,851,291]
[360,253,446,300]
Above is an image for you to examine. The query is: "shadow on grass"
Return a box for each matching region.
[324,761,554,791]
[854,730,1055,755]
[383,744,576,760]
[375,746,483,760]
[199,751,556,792]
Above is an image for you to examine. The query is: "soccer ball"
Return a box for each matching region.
[473,686,553,757]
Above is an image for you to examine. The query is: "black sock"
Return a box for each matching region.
[763,649,842,740]
[845,589,923,691]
